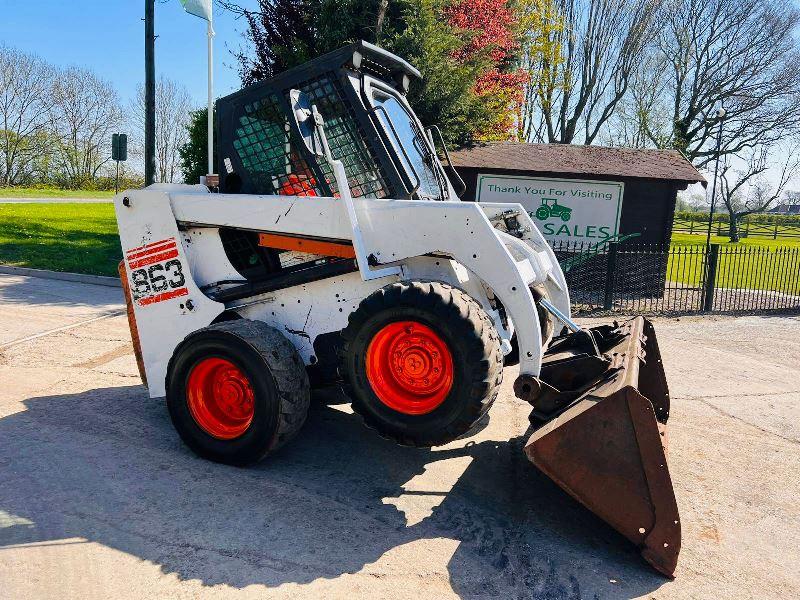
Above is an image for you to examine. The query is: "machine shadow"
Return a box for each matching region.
[0,385,667,598]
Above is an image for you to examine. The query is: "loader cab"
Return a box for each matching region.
[216,41,455,203]
[363,79,448,200]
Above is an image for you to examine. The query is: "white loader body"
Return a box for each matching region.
[115,183,571,398]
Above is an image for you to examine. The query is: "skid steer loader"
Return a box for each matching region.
[115,41,680,577]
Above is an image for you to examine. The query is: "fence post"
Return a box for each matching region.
[603,242,619,310]
[702,244,719,312]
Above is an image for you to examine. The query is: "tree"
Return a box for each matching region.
[718,146,800,241]
[226,0,319,84]
[521,0,658,144]
[606,48,669,148]
[316,0,404,52]
[224,0,405,84]
[179,108,217,185]
[222,0,506,145]
[630,0,800,169]
[0,46,55,186]
[134,76,193,183]
[50,67,123,187]
[444,0,528,141]
[390,0,492,146]
[675,190,708,212]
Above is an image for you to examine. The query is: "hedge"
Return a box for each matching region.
[674,210,800,226]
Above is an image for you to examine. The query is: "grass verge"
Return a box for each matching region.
[0,203,120,276]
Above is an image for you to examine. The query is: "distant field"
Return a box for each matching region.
[0,203,120,276]
[666,234,800,293]
[0,187,115,199]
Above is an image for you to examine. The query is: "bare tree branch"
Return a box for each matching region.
[630,0,800,169]
[522,0,658,145]
[132,76,193,183]
[49,67,124,186]
[719,143,800,240]
[0,46,56,186]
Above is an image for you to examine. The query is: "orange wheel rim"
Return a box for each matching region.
[366,321,454,415]
[187,357,255,439]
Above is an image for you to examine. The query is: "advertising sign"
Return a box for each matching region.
[476,175,624,243]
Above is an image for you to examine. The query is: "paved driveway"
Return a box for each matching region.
[0,273,798,599]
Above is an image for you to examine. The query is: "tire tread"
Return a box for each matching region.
[340,280,503,447]
[208,320,311,452]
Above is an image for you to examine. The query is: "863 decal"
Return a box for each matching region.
[125,238,189,306]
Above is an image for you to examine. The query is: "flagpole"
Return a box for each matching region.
[145,0,156,186]
[207,18,214,176]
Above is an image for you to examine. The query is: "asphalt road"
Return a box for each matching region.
[0,273,798,599]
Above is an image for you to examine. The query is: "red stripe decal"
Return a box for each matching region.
[126,238,176,254]
[138,287,188,306]
[128,249,179,269]
[127,241,177,260]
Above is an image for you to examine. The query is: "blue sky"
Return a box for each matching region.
[0,0,257,108]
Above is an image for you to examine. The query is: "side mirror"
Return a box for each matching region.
[290,89,325,157]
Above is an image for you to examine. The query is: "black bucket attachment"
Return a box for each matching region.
[514,317,680,577]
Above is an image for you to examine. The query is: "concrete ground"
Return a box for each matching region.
[0,273,797,600]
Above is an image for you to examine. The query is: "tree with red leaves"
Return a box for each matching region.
[444,0,527,140]
[445,0,518,63]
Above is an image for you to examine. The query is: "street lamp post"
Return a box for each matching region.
[704,107,726,251]
[144,0,156,187]
[700,106,726,298]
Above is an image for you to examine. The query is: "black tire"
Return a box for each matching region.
[339,281,503,447]
[166,319,310,466]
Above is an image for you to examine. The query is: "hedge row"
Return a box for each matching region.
[674,210,800,226]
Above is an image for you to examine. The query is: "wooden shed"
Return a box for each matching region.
[451,143,705,246]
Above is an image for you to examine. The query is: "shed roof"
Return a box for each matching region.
[451,142,706,184]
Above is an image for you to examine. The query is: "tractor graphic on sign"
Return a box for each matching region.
[534,198,572,222]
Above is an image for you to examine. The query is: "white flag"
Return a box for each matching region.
[179,0,212,22]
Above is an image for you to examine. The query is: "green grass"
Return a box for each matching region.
[667,233,800,293]
[0,203,120,276]
[0,187,115,199]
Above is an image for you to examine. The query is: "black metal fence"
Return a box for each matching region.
[551,241,800,315]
